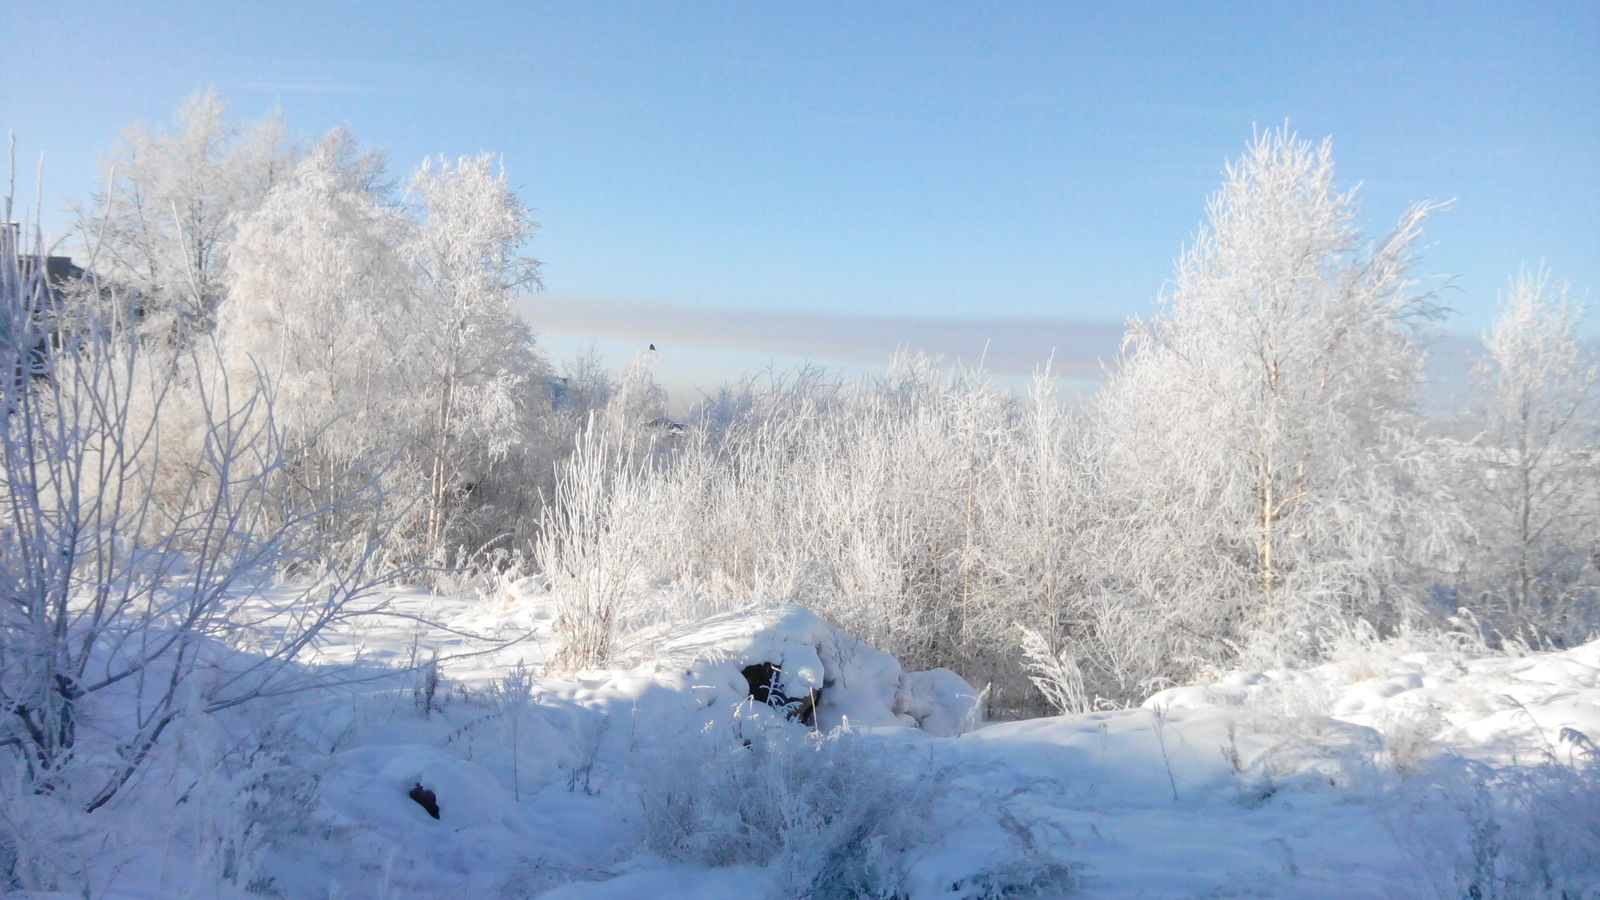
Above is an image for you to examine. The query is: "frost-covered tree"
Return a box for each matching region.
[78,91,296,342]
[1462,270,1599,642]
[1089,129,1450,672]
[403,154,545,551]
[217,138,557,564]
[2,187,392,812]
[558,346,617,421]
[216,128,413,522]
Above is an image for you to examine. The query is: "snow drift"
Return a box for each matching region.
[577,604,982,736]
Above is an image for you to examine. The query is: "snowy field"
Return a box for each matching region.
[8,96,1597,900]
[12,580,1598,899]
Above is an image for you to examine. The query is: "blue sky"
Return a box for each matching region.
[6,1,1597,404]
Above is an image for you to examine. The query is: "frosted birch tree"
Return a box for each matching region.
[1091,128,1450,671]
[1463,270,1599,642]
[403,155,544,552]
[215,128,413,527]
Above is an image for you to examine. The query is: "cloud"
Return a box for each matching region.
[526,295,1129,380]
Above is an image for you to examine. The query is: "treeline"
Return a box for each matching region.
[538,132,1599,713]
[30,96,1600,711]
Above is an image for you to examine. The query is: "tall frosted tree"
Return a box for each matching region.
[79,91,297,342]
[216,128,413,517]
[1463,270,1599,642]
[403,154,544,550]
[1090,129,1449,672]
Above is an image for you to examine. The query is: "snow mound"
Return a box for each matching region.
[305,744,541,894]
[584,605,981,734]
[896,667,982,737]
[1145,636,1600,764]
[324,744,530,840]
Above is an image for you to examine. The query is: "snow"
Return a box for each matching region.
[11,585,1600,898]
[897,667,984,737]
[597,604,980,733]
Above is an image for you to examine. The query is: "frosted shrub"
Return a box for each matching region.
[631,712,1078,897]
[1397,732,1600,898]
[537,353,1092,710]
[1377,701,1445,776]
[167,738,323,896]
[539,420,652,671]
[0,781,105,894]
[633,716,948,896]
[1017,624,1091,715]
[1,192,392,811]
[478,660,541,800]
[1241,674,1337,741]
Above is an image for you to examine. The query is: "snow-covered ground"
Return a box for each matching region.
[11,583,1600,898]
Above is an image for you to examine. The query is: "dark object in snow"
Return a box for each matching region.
[740,662,820,726]
[409,783,440,819]
[742,662,782,704]
[649,343,656,350]
[645,416,686,436]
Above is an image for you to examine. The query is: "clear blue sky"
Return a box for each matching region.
[6,1,1597,400]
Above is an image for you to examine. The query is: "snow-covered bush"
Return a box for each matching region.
[1376,700,1446,777]
[538,419,651,672]
[1,195,392,814]
[1395,732,1600,899]
[441,660,568,802]
[155,718,326,896]
[630,704,1078,898]
[535,353,1095,711]
[0,779,108,894]
[632,716,952,896]
[1017,624,1091,715]
[602,346,669,453]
